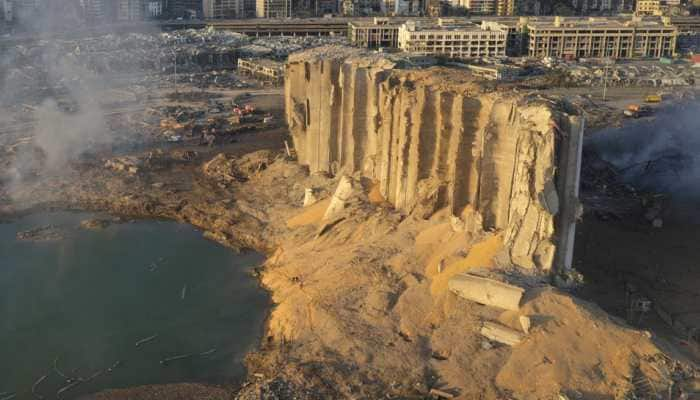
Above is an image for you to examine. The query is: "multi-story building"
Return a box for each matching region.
[146,0,164,17]
[635,0,661,15]
[348,17,408,47]
[482,20,525,55]
[342,0,376,15]
[527,16,677,59]
[117,0,145,20]
[496,0,514,16]
[466,0,495,13]
[204,0,243,17]
[82,0,106,22]
[669,15,700,33]
[255,0,290,17]
[398,19,507,57]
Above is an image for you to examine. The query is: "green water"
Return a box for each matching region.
[0,212,268,399]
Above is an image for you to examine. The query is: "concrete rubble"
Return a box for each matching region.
[480,321,525,346]
[552,59,699,88]
[448,273,525,311]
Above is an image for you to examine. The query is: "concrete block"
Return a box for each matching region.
[481,321,524,346]
[448,273,524,311]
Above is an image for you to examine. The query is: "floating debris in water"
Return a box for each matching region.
[82,369,105,383]
[53,357,77,383]
[135,334,159,347]
[56,380,81,397]
[31,374,48,400]
[17,225,65,242]
[199,348,217,357]
[160,353,195,365]
[107,360,121,373]
[181,284,187,300]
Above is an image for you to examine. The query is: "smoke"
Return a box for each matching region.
[0,0,161,200]
[587,100,700,221]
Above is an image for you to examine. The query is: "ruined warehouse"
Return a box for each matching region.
[285,47,583,272]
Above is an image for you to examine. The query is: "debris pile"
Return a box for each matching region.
[554,60,698,87]
[202,150,276,184]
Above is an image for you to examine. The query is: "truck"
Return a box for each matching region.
[645,94,662,103]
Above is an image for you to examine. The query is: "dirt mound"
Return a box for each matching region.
[498,288,665,399]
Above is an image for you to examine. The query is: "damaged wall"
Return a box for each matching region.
[285,47,583,271]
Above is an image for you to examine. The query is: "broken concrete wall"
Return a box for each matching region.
[285,47,583,271]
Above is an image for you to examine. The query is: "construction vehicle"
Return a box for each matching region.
[644,94,662,103]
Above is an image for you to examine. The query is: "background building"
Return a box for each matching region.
[146,0,164,17]
[496,0,515,15]
[527,16,677,58]
[164,0,203,18]
[398,19,507,57]
[255,0,291,17]
[349,17,406,47]
[394,0,426,14]
[117,0,145,20]
[204,0,243,17]
[636,0,661,15]
[82,0,106,22]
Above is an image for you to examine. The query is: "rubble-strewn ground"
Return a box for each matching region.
[2,34,700,397]
[2,91,698,399]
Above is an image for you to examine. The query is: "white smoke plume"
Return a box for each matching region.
[0,0,159,199]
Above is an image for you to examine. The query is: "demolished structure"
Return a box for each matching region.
[285,47,583,271]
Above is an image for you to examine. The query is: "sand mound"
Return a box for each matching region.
[497,288,665,399]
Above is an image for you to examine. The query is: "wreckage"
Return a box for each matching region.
[285,46,583,272]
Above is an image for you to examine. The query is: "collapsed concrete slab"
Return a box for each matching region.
[285,46,584,271]
[448,273,525,311]
[481,321,525,346]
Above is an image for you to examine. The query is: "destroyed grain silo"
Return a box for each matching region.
[285,46,584,273]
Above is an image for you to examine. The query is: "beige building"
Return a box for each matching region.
[255,0,291,17]
[635,0,661,15]
[204,0,244,18]
[527,17,677,59]
[348,17,408,48]
[451,0,496,14]
[496,0,515,15]
[398,19,507,58]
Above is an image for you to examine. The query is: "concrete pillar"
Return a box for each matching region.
[554,115,585,272]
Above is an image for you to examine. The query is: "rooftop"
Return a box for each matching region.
[527,16,675,30]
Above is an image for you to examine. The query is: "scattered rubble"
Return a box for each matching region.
[550,59,698,88]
